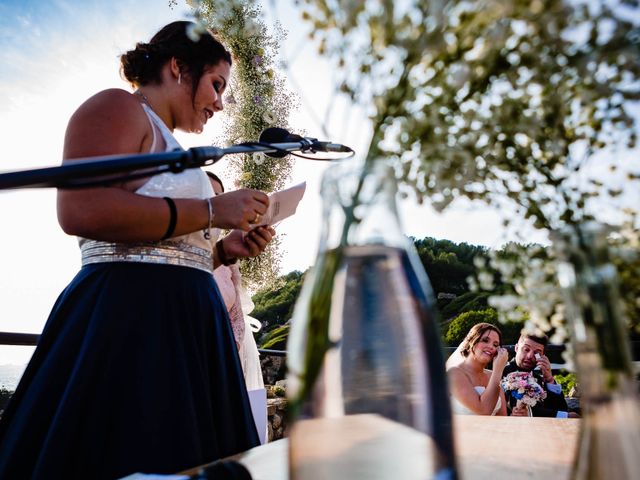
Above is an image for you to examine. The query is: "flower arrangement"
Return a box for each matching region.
[501,371,547,408]
[179,0,298,289]
[469,218,640,363]
[297,0,640,340]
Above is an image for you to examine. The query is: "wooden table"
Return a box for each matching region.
[183,415,581,479]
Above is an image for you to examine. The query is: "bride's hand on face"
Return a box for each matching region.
[492,347,509,372]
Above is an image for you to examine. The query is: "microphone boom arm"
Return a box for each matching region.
[0,138,346,190]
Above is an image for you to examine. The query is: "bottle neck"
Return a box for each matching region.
[319,159,406,253]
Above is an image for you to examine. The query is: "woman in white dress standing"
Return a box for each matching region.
[446,322,508,416]
[0,21,275,479]
[208,172,268,443]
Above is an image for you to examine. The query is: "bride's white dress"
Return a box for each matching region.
[451,386,502,416]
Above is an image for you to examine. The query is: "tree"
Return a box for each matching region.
[445,309,499,346]
[252,270,304,332]
[259,324,290,350]
[413,237,487,295]
[250,237,504,348]
[0,386,12,417]
[445,309,524,346]
[439,291,491,320]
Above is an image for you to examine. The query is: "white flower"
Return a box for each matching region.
[186,22,208,42]
[262,111,277,124]
[431,195,455,212]
[253,153,265,165]
[478,271,495,290]
[489,294,519,311]
[496,260,517,278]
[473,256,486,268]
[448,62,471,88]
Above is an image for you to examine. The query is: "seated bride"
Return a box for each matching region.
[446,322,508,416]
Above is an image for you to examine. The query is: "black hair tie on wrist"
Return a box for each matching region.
[161,197,177,240]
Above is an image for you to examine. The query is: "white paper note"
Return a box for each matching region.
[257,181,306,227]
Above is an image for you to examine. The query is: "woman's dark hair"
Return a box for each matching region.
[120,21,232,95]
[206,171,225,192]
[460,322,502,358]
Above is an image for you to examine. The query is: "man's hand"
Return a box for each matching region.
[536,353,555,384]
[511,402,529,417]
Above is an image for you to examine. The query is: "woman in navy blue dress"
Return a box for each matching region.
[0,21,275,479]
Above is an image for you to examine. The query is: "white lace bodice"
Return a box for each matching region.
[451,386,502,416]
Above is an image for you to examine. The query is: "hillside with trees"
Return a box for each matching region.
[251,236,523,349]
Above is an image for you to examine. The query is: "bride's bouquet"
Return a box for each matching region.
[501,371,547,408]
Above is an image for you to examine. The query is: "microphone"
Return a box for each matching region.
[259,127,353,158]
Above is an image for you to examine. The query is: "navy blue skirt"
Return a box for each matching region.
[0,262,259,479]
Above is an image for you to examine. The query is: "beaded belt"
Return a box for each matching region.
[80,240,214,274]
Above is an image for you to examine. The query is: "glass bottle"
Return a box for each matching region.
[286,159,458,480]
[555,223,640,480]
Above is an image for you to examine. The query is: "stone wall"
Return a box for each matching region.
[267,397,287,442]
[260,353,286,386]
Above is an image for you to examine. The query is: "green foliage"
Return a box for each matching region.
[500,320,527,346]
[252,270,304,330]
[266,384,286,398]
[445,309,499,346]
[250,237,534,349]
[444,308,524,346]
[260,324,290,350]
[439,291,490,320]
[0,386,13,414]
[195,1,295,193]
[555,372,578,396]
[413,237,487,295]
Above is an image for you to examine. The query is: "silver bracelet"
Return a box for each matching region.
[203,198,214,240]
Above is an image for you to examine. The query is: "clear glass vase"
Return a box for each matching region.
[555,223,640,480]
[286,159,458,480]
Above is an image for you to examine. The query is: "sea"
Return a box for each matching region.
[0,364,27,391]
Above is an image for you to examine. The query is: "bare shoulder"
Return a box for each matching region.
[447,366,465,383]
[69,89,142,124]
[64,88,150,161]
